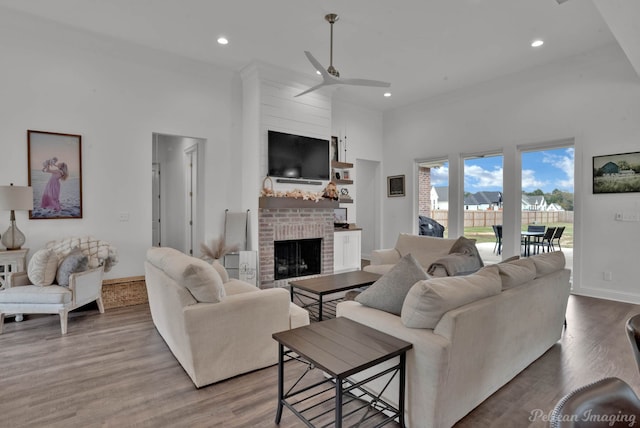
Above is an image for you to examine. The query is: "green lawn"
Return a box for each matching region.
[464,222,573,248]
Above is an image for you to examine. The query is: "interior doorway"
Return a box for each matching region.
[152,133,205,255]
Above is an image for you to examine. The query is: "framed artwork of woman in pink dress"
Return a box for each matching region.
[27,130,82,219]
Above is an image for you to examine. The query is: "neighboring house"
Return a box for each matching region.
[522,195,547,211]
[430,186,448,210]
[546,203,564,212]
[464,191,502,211]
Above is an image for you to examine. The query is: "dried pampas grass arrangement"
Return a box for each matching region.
[200,235,240,261]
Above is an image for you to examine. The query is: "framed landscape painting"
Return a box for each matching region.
[593,151,640,194]
[27,130,83,219]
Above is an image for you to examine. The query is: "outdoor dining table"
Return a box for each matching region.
[521,230,545,257]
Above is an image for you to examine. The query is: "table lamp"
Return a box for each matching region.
[0,183,33,250]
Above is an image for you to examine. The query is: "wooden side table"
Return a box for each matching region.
[0,248,28,289]
[273,317,412,427]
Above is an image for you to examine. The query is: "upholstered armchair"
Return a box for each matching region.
[0,236,118,334]
[0,266,105,334]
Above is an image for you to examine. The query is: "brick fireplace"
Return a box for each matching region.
[258,198,336,288]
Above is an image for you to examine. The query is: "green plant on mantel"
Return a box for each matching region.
[200,235,239,261]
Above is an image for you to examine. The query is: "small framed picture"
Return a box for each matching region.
[333,207,348,224]
[387,175,406,197]
[330,136,339,162]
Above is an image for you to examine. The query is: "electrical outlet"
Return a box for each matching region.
[118,212,130,222]
[603,271,613,281]
[615,212,623,221]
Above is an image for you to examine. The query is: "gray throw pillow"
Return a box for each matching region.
[56,247,89,286]
[355,253,429,315]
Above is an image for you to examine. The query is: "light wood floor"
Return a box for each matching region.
[1,295,639,428]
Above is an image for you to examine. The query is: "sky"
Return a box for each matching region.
[430,147,574,194]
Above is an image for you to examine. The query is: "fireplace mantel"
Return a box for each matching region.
[259,197,339,209]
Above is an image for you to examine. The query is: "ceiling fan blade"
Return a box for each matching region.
[294,82,328,97]
[339,77,391,88]
[304,51,331,79]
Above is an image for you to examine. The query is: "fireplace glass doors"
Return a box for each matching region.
[274,238,322,280]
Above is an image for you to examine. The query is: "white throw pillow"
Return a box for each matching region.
[27,248,59,286]
[530,251,566,278]
[401,265,502,329]
[211,259,230,283]
[497,258,536,290]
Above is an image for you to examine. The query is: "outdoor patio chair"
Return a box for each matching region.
[551,226,565,251]
[531,226,556,254]
[492,225,502,255]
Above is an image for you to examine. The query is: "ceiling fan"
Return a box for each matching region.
[295,13,391,97]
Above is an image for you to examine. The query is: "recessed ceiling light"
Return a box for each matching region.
[383,92,391,97]
[316,70,321,75]
[531,40,544,48]
[217,37,229,45]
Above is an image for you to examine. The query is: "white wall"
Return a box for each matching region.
[383,43,640,303]
[0,9,239,278]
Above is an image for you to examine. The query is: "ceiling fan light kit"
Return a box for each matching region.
[295,13,390,97]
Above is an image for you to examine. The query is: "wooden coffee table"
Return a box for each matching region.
[289,270,381,321]
[273,317,412,427]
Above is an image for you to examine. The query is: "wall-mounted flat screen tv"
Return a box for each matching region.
[268,130,330,180]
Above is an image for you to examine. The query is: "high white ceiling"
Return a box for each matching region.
[0,0,633,111]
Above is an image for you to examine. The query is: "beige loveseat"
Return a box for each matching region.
[364,233,481,277]
[144,247,309,388]
[338,251,570,428]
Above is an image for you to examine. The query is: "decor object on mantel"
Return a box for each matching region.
[260,176,325,202]
[0,183,34,250]
[323,182,339,200]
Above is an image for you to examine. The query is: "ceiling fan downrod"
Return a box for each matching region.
[325,13,340,77]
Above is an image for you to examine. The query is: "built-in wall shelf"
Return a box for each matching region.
[331,160,354,169]
[334,179,354,185]
[259,197,339,209]
[339,198,353,204]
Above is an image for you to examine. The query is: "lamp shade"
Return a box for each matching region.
[0,185,33,211]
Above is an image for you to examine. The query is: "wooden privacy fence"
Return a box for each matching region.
[429,210,574,229]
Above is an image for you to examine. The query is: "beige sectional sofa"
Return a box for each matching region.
[337,251,570,428]
[144,247,309,388]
